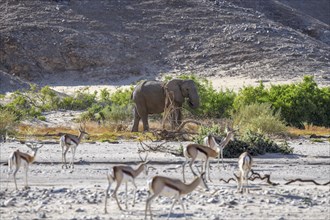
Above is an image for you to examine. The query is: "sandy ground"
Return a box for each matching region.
[46,75,304,96]
[0,138,329,220]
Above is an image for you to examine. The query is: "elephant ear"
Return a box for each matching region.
[165,79,184,104]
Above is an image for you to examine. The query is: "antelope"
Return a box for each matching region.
[104,153,149,213]
[7,143,44,190]
[145,172,208,220]
[60,126,88,169]
[203,126,236,169]
[235,152,253,193]
[182,143,218,182]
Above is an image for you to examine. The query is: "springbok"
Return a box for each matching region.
[182,143,218,182]
[7,143,43,190]
[145,172,208,220]
[60,126,88,169]
[104,153,149,213]
[235,151,253,193]
[203,126,236,169]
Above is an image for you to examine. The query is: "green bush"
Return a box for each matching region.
[233,82,268,111]
[39,86,61,110]
[233,76,330,127]
[0,108,17,137]
[59,88,97,110]
[194,124,292,158]
[109,86,134,106]
[80,87,134,123]
[223,131,293,158]
[233,102,287,136]
[105,104,133,123]
[4,88,42,120]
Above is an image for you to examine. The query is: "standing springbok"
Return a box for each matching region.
[60,126,88,169]
[182,143,218,182]
[203,126,236,169]
[7,143,43,190]
[104,153,149,213]
[235,151,253,193]
[145,172,208,220]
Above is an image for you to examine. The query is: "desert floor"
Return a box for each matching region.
[0,138,329,220]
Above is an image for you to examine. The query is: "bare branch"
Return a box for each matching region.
[219,178,236,184]
[250,170,280,186]
[138,140,182,156]
[284,178,330,186]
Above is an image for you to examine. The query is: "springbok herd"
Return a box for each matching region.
[5,126,254,219]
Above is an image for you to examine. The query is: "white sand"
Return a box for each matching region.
[48,75,301,96]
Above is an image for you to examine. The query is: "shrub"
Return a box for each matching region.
[39,86,61,110]
[105,104,134,123]
[233,82,268,111]
[4,88,42,120]
[81,87,134,123]
[109,87,134,106]
[233,102,287,136]
[266,76,330,127]
[0,108,17,137]
[223,131,293,158]
[59,88,97,110]
[194,124,292,158]
[233,76,330,128]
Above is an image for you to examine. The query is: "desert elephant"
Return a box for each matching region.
[131,79,200,132]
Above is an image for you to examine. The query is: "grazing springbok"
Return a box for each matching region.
[203,126,236,169]
[145,172,208,220]
[104,153,149,213]
[7,143,43,190]
[235,151,253,193]
[60,126,88,169]
[182,143,218,182]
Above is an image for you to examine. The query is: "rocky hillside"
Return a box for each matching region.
[0,0,329,93]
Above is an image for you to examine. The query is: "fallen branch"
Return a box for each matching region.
[232,170,279,186]
[138,140,182,156]
[250,170,280,186]
[152,129,198,141]
[284,178,330,186]
[219,178,236,184]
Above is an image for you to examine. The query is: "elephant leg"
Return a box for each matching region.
[132,107,141,132]
[139,111,149,131]
[171,108,182,129]
[135,105,149,132]
[141,113,149,132]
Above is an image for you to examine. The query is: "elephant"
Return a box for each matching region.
[131,79,200,132]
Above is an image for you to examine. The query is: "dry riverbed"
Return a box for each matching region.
[0,139,329,220]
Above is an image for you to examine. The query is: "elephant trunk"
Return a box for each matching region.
[187,95,199,109]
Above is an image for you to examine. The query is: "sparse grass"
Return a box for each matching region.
[288,125,330,137]
[15,119,329,144]
[16,122,154,142]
